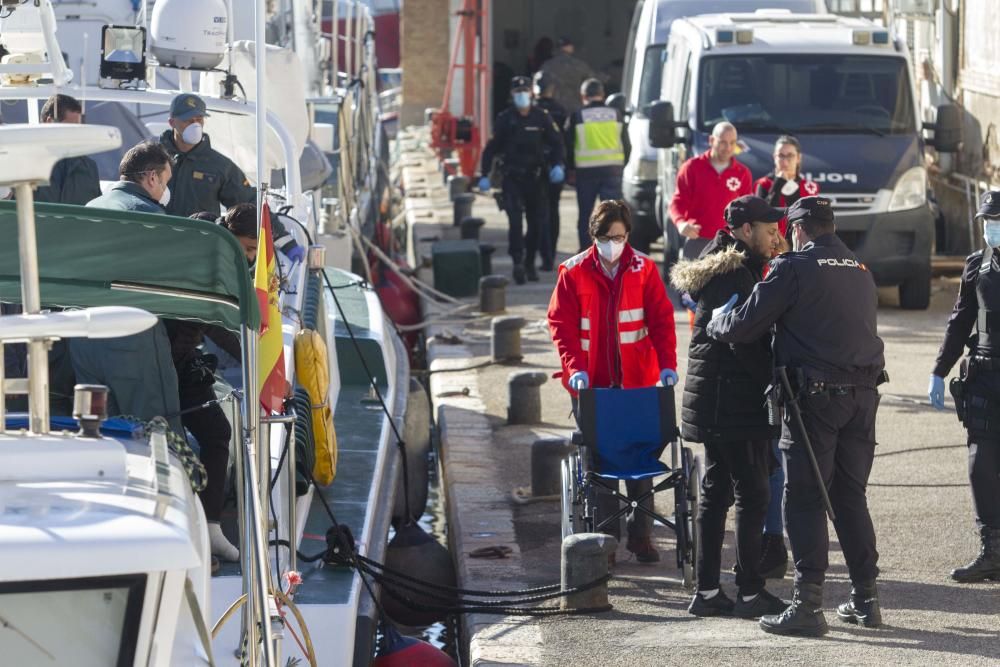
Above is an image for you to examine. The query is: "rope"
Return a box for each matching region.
[117,415,209,494]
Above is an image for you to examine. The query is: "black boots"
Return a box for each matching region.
[760,534,789,579]
[836,582,882,627]
[951,526,1000,583]
[512,263,526,285]
[759,583,828,637]
[525,262,539,282]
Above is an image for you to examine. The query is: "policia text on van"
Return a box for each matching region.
[646,12,961,310]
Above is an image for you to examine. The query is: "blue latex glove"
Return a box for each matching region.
[660,369,679,387]
[928,374,945,410]
[711,293,739,322]
[681,292,697,313]
[569,371,589,391]
[549,165,565,184]
[478,176,491,192]
[285,245,306,265]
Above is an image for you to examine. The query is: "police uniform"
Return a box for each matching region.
[708,196,886,636]
[480,77,565,282]
[566,100,629,251]
[931,190,1000,583]
[535,85,568,270]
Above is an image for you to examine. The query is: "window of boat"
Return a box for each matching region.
[0,575,145,667]
[697,54,917,136]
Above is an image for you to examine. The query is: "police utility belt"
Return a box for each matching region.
[765,368,889,426]
[949,355,1000,428]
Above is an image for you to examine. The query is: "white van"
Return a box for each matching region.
[618,0,828,252]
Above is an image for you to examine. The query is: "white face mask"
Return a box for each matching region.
[596,239,625,263]
[984,220,1000,248]
[181,122,204,145]
[780,179,799,197]
[159,185,171,208]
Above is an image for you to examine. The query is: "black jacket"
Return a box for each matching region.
[708,233,885,386]
[670,231,777,443]
[480,105,564,178]
[934,249,1000,377]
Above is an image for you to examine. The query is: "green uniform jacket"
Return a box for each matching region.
[160,129,256,217]
[35,156,102,205]
[86,180,165,213]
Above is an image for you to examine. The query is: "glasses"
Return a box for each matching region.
[597,234,627,243]
[775,152,798,160]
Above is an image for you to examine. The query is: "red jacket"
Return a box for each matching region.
[548,244,677,394]
[754,173,820,236]
[669,151,752,240]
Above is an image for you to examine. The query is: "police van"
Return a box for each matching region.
[647,11,961,309]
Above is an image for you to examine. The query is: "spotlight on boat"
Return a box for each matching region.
[73,384,109,438]
[381,523,457,627]
[150,0,228,70]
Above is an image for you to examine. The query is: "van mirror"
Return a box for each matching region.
[606,93,627,116]
[648,101,677,148]
[929,103,961,152]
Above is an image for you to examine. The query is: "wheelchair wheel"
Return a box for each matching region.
[676,446,702,590]
[561,451,586,540]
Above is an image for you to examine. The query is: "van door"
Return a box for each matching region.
[658,38,692,223]
[622,0,647,104]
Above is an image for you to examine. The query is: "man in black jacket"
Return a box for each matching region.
[670,195,785,619]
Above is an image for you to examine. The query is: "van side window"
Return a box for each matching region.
[678,53,692,122]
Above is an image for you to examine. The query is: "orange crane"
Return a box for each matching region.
[428,0,490,179]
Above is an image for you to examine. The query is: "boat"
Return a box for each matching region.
[0,0,421,664]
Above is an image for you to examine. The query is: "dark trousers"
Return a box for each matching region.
[503,174,549,266]
[697,439,771,594]
[575,167,623,250]
[571,396,653,544]
[781,387,880,587]
[181,379,232,522]
[964,371,1000,528]
[539,182,563,268]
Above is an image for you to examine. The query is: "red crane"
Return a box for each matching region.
[428,0,491,179]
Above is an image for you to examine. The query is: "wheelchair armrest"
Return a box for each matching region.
[571,430,583,446]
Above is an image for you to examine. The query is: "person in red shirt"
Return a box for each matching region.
[669,122,752,260]
[754,135,820,240]
[548,199,678,563]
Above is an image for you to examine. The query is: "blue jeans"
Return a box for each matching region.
[765,439,784,534]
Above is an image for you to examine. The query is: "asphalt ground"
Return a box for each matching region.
[434,189,999,667]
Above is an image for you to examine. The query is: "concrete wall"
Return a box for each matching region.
[400,0,452,127]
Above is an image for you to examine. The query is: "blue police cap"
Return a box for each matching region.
[786,196,835,226]
[976,190,1000,219]
[510,76,531,92]
[170,93,210,121]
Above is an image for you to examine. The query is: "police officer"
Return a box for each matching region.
[479,76,565,284]
[567,78,629,253]
[707,196,886,637]
[161,93,305,262]
[533,70,568,270]
[928,190,1000,584]
[35,94,101,205]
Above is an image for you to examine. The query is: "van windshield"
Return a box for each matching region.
[637,44,666,112]
[697,54,916,136]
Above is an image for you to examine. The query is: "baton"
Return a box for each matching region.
[777,367,836,522]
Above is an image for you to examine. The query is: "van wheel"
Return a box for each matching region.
[899,271,931,310]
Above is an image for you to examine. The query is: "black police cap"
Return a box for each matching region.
[786,195,835,226]
[976,190,1000,219]
[510,76,531,92]
[725,195,784,227]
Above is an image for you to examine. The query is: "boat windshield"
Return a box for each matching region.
[0,575,144,666]
[697,54,917,136]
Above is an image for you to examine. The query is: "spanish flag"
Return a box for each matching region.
[254,202,286,413]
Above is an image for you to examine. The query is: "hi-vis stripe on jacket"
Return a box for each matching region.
[548,244,677,394]
[574,106,625,169]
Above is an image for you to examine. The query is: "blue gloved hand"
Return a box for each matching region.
[478,176,491,192]
[549,165,565,184]
[569,371,589,391]
[928,374,946,410]
[681,292,697,313]
[711,293,739,322]
[660,369,679,387]
[285,245,306,265]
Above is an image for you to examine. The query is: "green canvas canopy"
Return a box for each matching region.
[0,200,260,331]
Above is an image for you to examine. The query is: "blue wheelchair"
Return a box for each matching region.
[561,386,703,588]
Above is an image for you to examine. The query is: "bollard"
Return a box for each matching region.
[531,437,575,497]
[479,244,496,276]
[491,316,525,363]
[442,158,461,185]
[448,175,469,201]
[561,533,616,611]
[479,275,508,314]
[460,216,486,240]
[507,370,547,425]
[453,193,475,227]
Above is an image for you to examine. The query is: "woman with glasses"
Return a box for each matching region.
[754,135,820,241]
[547,199,678,564]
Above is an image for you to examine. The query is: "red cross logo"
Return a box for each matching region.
[803,180,819,195]
[726,177,741,192]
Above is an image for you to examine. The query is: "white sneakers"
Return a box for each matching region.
[208,521,240,562]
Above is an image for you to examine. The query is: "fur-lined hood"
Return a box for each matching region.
[669,244,747,297]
